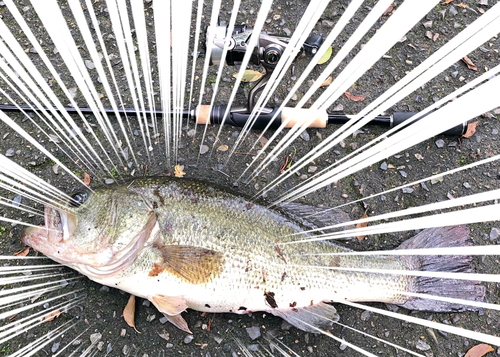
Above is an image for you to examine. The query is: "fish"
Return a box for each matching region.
[20,177,485,333]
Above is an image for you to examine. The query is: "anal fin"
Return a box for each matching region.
[269,302,339,333]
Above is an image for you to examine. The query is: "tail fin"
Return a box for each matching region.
[397,225,486,312]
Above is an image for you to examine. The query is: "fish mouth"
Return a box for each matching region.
[20,205,77,255]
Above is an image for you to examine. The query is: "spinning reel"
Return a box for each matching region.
[205,24,324,112]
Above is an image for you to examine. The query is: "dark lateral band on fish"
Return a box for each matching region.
[20,177,485,334]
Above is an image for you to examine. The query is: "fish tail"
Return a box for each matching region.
[397,225,485,312]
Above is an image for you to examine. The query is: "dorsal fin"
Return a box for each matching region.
[150,244,225,284]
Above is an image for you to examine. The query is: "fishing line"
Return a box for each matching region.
[339,300,500,346]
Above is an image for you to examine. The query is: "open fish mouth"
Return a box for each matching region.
[21,206,76,247]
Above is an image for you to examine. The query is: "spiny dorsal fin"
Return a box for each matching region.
[151,244,225,284]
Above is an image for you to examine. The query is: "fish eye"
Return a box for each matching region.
[70,192,88,207]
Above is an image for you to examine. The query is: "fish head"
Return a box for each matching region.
[21,187,157,275]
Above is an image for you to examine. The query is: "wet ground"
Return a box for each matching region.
[0,0,500,356]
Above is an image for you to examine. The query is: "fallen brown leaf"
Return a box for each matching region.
[174,164,186,178]
[462,56,478,71]
[465,344,494,357]
[236,70,265,83]
[459,2,468,7]
[84,172,91,185]
[462,121,479,138]
[14,247,30,256]
[344,92,365,102]
[320,76,333,88]
[356,213,369,241]
[123,294,140,333]
[442,0,453,3]
[43,310,61,322]
[217,144,229,152]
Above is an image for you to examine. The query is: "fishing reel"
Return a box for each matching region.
[205,25,323,111]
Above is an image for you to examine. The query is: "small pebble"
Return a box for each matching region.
[99,286,110,292]
[142,300,150,307]
[449,5,458,15]
[245,326,261,340]
[199,145,209,155]
[435,139,445,148]
[402,187,414,194]
[447,192,455,200]
[300,130,310,142]
[187,129,196,137]
[12,195,22,207]
[308,166,317,173]
[5,148,14,157]
[159,316,168,324]
[184,335,194,344]
[421,182,429,191]
[360,310,371,321]
[415,340,431,351]
[380,162,388,171]
[105,178,114,184]
[463,182,471,189]
[85,60,95,69]
[52,164,59,175]
[68,87,78,99]
[422,20,433,28]
[51,341,60,353]
[339,340,348,350]
[123,345,130,355]
[490,227,500,241]
[90,333,102,344]
[248,344,260,352]
[491,128,498,135]
[283,28,292,36]
[399,170,407,178]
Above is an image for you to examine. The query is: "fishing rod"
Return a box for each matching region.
[0,25,467,136]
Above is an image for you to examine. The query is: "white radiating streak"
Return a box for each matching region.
[287,187,500,238]
[116,0,154,145]
[9,319,78,357]
[262,337,302,357]
[311,245,500,257]
[283,204,499,244]
[30,0,126,177]
[105,0,151,157]
[258,4,500,199]
[130,0,157,137]
[0,290,82,320]
[227,0,330,159]
[202,0,241,157]
[194,0,223,160]
[214,0,273,137]
[341,300,500,346]
[153,0,172,163]
[238,0,364,181]
[1,0,113,175]
[186,0,205,125]
[171,0,194,160]
[285,314,378,357]
[53,326,91,357]
[0,154,77,209]
[273,63,500,204]
[0,195,43,217]
[69,0,138,167]
[0,273,68,286]
[329,320,425,357]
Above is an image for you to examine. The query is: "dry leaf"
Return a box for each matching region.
[317,46,332,65]
[320,76,333,88]
[123,294,140,333]
[465,344,494,357]
[462,121,479,138]
[344,92,366,102]
[258,135,269,148]
[356,213,369,241]
[217,144,229,152]
[462,56,478,71]
[14,247,30,256]
[236,70,265,83]
[459,2,468,7]
[84,173,91,185]
[442,0,453,3]
[174,164,186,178]
[43,310,61,322]
[382,4,393,16]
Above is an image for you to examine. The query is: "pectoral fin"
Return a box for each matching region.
[269,302,339,333]
[151,245,225,284]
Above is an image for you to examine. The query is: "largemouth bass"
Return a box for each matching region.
[20,177,485,333]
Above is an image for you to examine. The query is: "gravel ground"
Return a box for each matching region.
[0,0,500,356]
